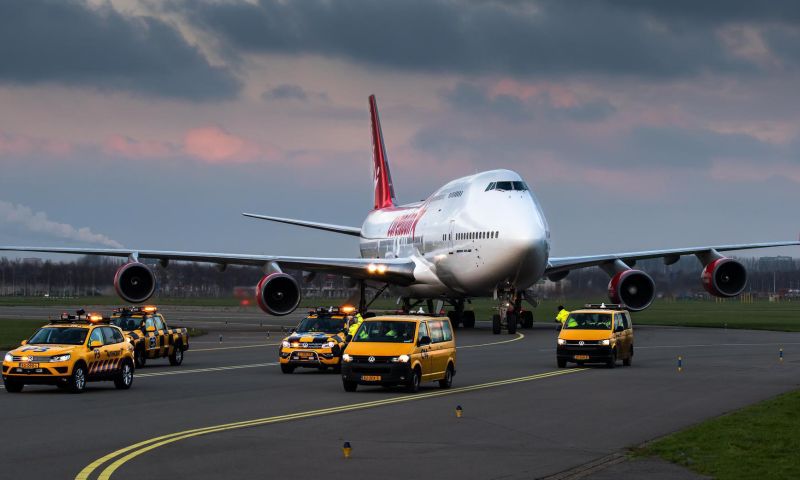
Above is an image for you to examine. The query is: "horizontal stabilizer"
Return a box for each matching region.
[242,213,361,237]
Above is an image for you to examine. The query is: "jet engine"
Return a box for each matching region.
[114,262,156,303]
[256,273,301,316]
[701,257,747,297]
[607,269,655,312]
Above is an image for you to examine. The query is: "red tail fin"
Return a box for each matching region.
[369,95,396,210]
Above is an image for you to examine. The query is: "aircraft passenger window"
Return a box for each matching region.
[495,181,513,191]
[496,231,499,238]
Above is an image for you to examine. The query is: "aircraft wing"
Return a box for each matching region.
[0,246,416,285]
[546,241,800,276]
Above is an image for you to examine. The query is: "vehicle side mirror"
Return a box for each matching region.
[614,326,624,333]
[20,339,27,346]
[418,336,431,346]
[290,328,296,333]
[145,325,156,333]
[89,340,103,349]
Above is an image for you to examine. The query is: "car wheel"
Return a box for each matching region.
[606,349,617,369]
[492,314,501,334]
[557,358,567,368]
[462,311,476,329]
[343,380,358,392]
[623,346,633,367]
[134,347,146,368]
[114,360,134,389]
[280,363,295,374]
[168,345,184,366]
[406,367,421,393]
[507,314,517,335]
[4,379,23,393]
[68,364,87,393]
[438,365,454,389]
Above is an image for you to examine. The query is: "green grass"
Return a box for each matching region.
[0,319,44,350]
[635,390,800,479]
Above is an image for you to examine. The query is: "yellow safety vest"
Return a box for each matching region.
[556,309,570,325]
[348,314,364,337]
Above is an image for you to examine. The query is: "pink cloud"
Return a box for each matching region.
[489,79,579,108]
[183,126,264,163]
[0,131,73,156]
[103,134,175,158]
[710,159,800,184]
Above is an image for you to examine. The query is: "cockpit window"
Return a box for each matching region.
[486,181,528,192]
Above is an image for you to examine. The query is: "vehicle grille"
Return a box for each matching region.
[11,355,53,362]
[564,340,602,345]
[351,355,394,363]
[351,366,391,374]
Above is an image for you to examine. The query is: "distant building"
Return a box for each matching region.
[757,256,796,272]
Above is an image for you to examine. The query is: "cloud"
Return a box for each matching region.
[0,200,123,248]
[0,0,241,101]
[442,82,616,122]
[181,0,769,79]
[183,126,266,163]
[103,134,175,158]
[0,131,72,156]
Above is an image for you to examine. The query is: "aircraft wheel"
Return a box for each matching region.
[492,314,501,334]
[507,314,517,335]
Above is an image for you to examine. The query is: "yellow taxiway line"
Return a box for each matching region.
[76,367,587,480]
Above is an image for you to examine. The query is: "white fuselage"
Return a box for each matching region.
[359,169,550,298]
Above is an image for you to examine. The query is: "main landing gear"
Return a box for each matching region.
[492,290,534,335]
[399,297,477,329]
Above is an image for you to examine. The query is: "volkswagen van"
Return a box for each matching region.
[340,315,456,392]
[556,304,633,368]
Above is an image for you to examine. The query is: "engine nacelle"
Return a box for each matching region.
[256,273,301,316]
[608,269,655,312]
[114,262,156,303]
[701,257,747,297]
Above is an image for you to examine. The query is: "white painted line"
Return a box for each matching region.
[136,362,278,378]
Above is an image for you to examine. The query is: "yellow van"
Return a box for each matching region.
[340,315,456,392]
[556,304,633,368]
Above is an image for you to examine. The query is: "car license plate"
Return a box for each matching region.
[361,375,381,381]
[574,355,590,360]
[20,362,39,369]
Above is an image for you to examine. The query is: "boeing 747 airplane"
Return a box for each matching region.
[2,96,798,334]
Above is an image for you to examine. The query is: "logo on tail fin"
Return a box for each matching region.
[369,95,397,210]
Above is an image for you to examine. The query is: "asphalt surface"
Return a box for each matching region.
[2,307,799,480]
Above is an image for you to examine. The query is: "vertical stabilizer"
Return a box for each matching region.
[369,95,397,210]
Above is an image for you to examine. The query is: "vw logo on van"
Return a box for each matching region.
[368,356,375,363]
[578,341,584,346]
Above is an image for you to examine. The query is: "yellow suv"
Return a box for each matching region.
[556,304,633,368]
[279,307,353,373]
[2,312,135,393]
[341,315,456,392]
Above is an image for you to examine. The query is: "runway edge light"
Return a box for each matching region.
[677,355,683,372]
[779,347,783,362]
[456,405,463,418]
[342,441,352,459]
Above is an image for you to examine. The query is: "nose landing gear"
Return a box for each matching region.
[492,290,535,334]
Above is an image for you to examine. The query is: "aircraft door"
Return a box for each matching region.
[448,220,455,253]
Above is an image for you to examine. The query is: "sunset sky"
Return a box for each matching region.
[1,0,799,260]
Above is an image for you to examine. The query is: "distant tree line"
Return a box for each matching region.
[0,255,798,299]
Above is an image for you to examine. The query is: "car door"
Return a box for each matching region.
[101,327,126,372]
[86,327,106,376]
[416,321,432,377]
[154,315,169,356]
[143,315,160,357]
[613,314,628,356]
[426,319,447,378]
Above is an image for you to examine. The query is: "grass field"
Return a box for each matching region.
[635,389,800,479]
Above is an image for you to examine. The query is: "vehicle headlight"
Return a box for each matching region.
[557,338,566,345]
[291,342,300,348]
[321,341,336,349]
[392,354,410,363]
[342,354,353,363]
[601,339,611,346]
[4,353,12,362]
[50,354,71,362]
[281,341,291,348]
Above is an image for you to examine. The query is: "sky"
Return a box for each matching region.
[1,0,799,262]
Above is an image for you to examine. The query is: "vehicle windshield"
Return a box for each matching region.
[563,313,613,330]
[110,315,142,331]
[28,327,88,345]
[353,321,417,343]
[295,316,347,334]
